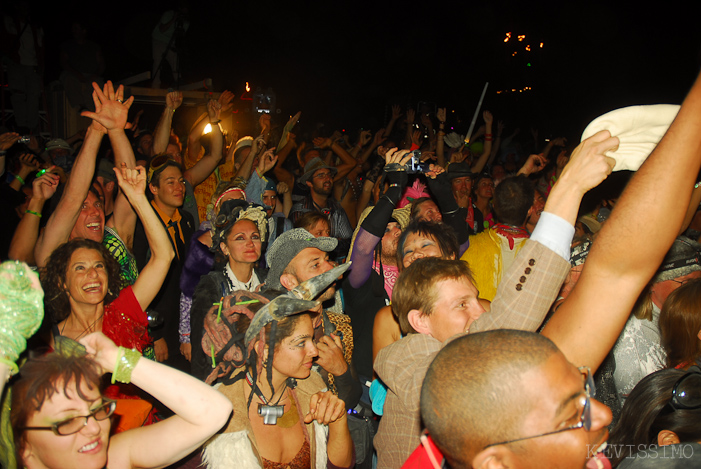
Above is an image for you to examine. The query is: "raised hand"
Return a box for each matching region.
[373,128,386,146]
[114,164,147,201]
[32,169,60,201]
[166,91,183,111]
[358,129,371,147]
[276,181,289,194]
[483,110,493,126]
[426,163,445,180]
[450,145,467,163]
[497,120,505,136]
[19,153,41,172]
[0,132,20,151]
[420,112,432,128]
[519,153,548,175]
[79,332,121,375]
[411,129,422,147]
[560,130,617,195]
[81,81,134,132]
[259,113,271,134]
[436,108,446,123]
[257,147,278,174]
[384,147,413,167]
[391,104,402,121]
[406,108,416,124]
[218,90,235,114]
[207,99,222,121]
[312,136,332,149]
[304,390,346,426]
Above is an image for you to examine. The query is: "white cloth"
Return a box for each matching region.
[581,104,680,172]
[531,211,575,262]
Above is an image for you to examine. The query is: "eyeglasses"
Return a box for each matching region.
[313,171,333,180]
[669,369,701,410]
[484,367,595,448]
[21,399,116,436]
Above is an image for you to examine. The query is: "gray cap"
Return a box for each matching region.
[96,159,116,183]
[299,157,337,185]
[653,236,701,283]
[265,228,337,291]
[45,138,72,152]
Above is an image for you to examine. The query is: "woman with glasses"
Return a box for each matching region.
[11,332,232,469]
[608,368,701,467]
[188,200,269,380]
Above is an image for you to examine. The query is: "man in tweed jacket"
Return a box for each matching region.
[374,132,618,468]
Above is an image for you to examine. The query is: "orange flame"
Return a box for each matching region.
[245,82,250,92]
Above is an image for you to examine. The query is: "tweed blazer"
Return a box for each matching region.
[374,239,570,468]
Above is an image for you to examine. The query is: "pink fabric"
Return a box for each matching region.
[374,260,399,298]
[398,180,430,208]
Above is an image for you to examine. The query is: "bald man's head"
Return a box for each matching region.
[421,330,559,467]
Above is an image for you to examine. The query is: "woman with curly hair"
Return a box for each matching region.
[40,166,174,429]
[41,167,173,352]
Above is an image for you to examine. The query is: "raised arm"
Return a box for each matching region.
[8,171,59,263]
[152,91,182,156]
[184,99,224,187]
[115,166,174,310]
[544,71,701,372]
[81,332,232,469]
[313,136,357,182]
[469,111,493,174]
[34,122,104,267]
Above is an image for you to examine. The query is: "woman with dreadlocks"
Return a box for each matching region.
[188,200,268,379]
[201,263,354,469]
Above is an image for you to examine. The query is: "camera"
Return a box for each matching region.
[258,403,284,425]
[404,150,430,174]
[19,136,31,144]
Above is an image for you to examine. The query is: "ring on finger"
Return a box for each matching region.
[117,98,124,104]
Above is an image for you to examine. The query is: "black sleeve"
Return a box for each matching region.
[334,362,363,410]
[427,174,469,244]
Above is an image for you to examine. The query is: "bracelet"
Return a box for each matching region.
[111,347,141,384]
[15,174,25,185]
[695,181,700,189]
[389,183,400,188]
[25,209,41,218]
[0,357,18,378]
[485,133,492,137]
[210,120,221,125]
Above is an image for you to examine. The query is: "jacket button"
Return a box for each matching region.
[520,276,527,283]
[525,267,532,274]
[516,284,523,291]
[529,259,536,266]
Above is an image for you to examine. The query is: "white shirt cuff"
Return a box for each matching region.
[530,211,574,262]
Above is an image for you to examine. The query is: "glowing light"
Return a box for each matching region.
[525,45,531,51]
[504,32,511,42]
[540,42,543,48]
[203,123,212,134]
[527,62,531,67]
[245,82,250,92]
[512,52,517,56]
[518,35,525,41]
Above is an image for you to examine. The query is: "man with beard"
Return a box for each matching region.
[290,157,354,256]
[344,149,412,399]
[264,228,362,411]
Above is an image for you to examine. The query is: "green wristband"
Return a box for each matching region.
[25,209,41,218]
[111,347,141,384]
[15,174,25,185]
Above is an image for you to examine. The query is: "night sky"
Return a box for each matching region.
[30,1,701,141]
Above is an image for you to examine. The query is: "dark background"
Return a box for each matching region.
[26,0,701,140]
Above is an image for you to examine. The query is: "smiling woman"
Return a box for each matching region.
[38,166,175,429]
[11,332,233,469]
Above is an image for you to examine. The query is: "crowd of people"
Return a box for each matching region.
[1,19,701,466]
